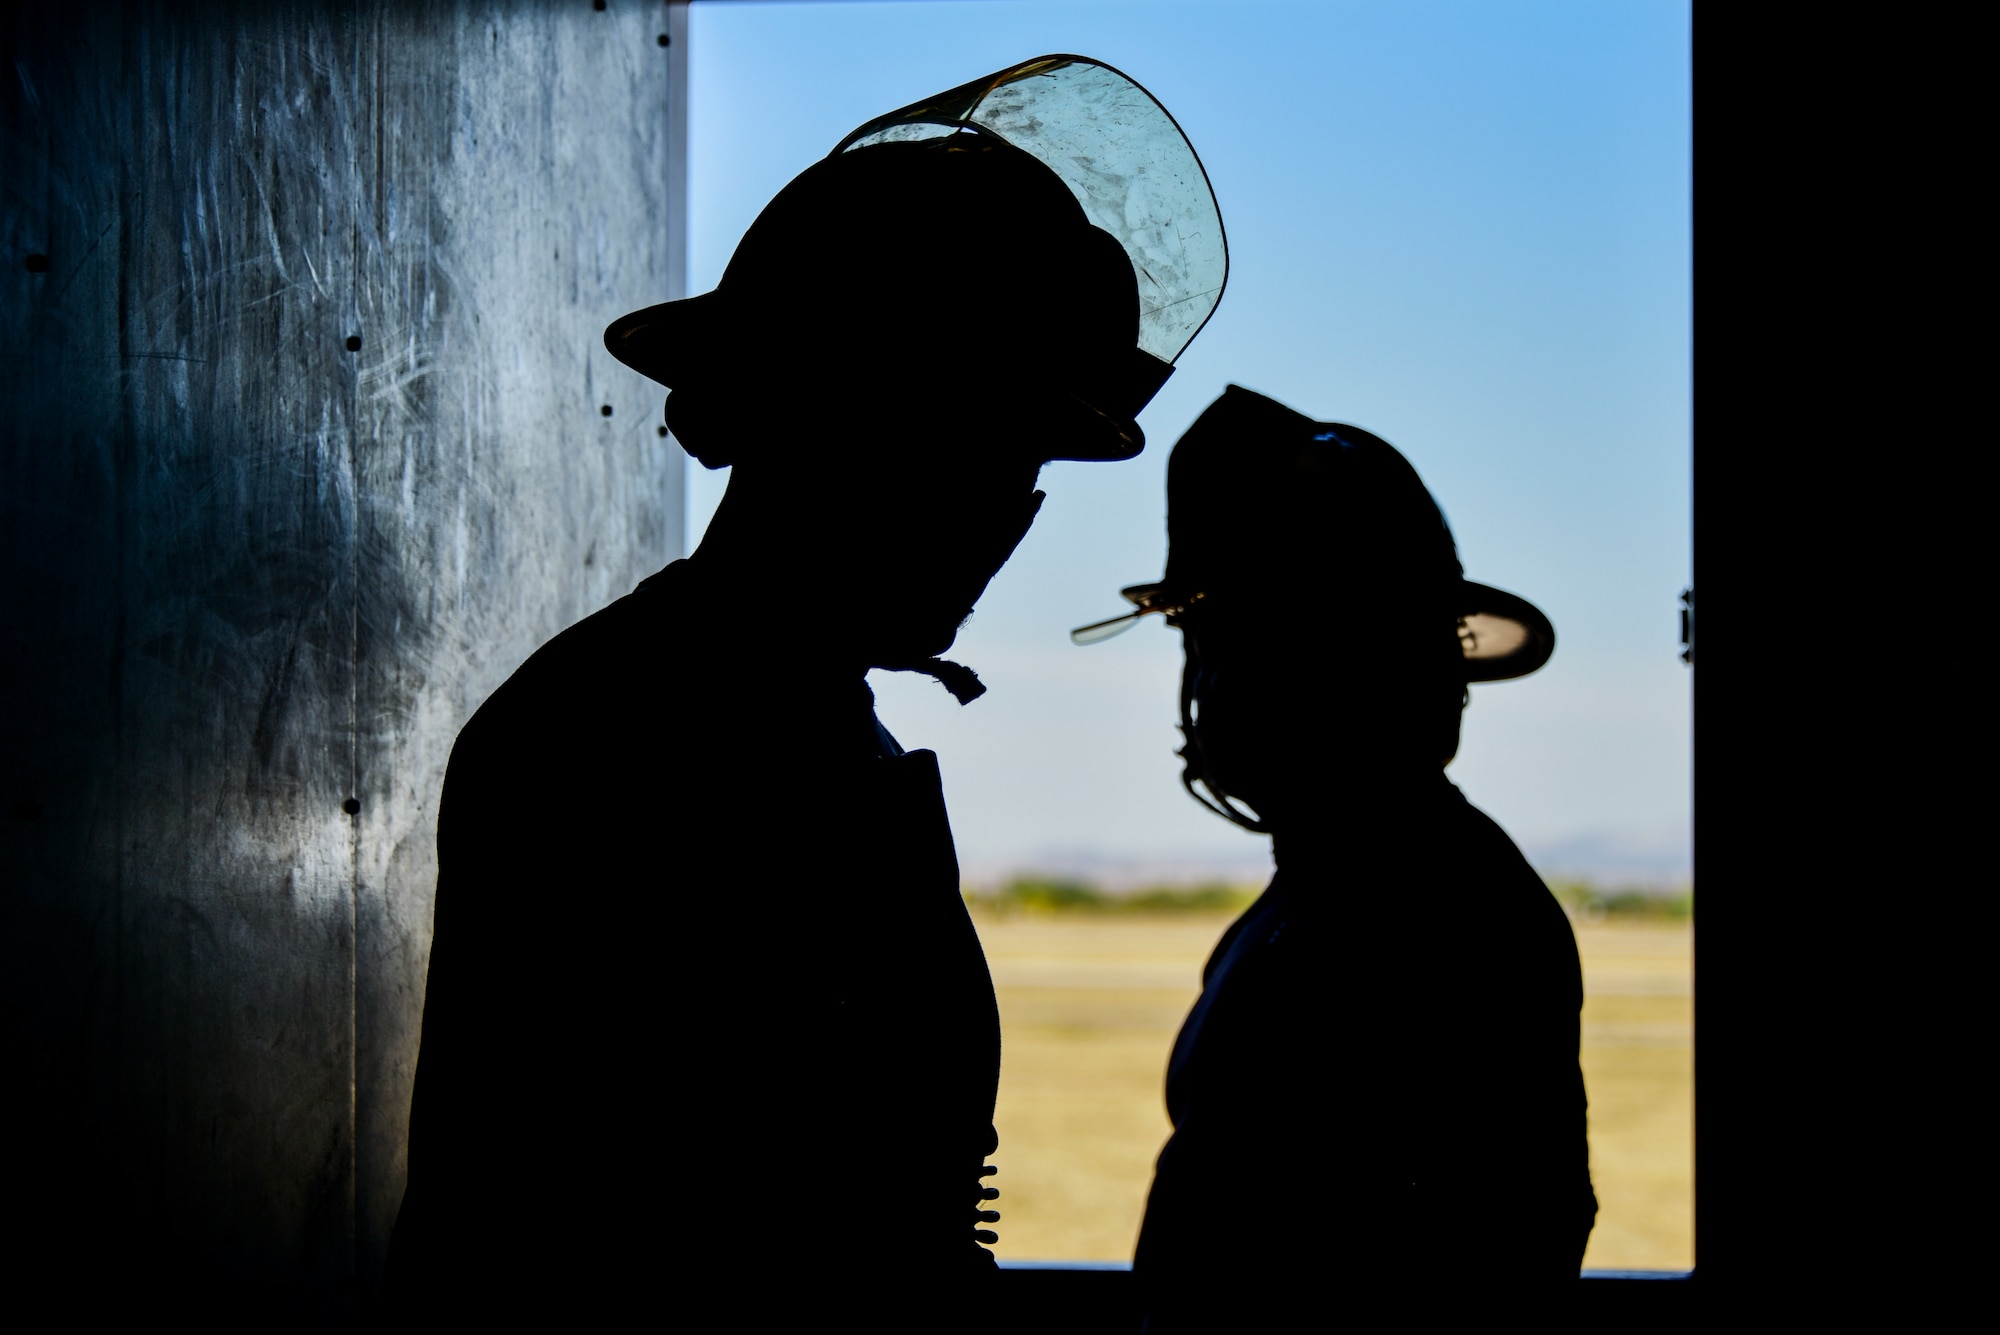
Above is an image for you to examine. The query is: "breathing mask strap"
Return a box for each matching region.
[1176,650,1270,834]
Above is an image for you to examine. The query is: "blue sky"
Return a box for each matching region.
[685,0,1692,883]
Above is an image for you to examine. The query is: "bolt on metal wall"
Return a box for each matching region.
[0,1,686,1318]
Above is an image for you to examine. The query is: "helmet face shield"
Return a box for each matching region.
[835,55,1229,402]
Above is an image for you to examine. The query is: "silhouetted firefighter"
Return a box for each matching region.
[386,57,1224,1327]
[1076,386,1594,1327]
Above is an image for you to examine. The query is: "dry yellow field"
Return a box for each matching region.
[972,910,1692,1271]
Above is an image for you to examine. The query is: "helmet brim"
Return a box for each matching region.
[1456,581,1555,683]
[1075,577,1555,682]
[603,296,1147,464]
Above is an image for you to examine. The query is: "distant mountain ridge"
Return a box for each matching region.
[1517,827,1692,889]
[963,824,1692,895]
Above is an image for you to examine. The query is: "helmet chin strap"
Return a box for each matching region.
[866,490,1044,709]
[883,657,987,705]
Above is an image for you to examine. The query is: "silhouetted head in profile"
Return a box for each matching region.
[614,138,1137,696]
[607,56,1228,700]
[1076,384,1553,829]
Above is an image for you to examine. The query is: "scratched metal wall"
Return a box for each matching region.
[0,1,685,1319]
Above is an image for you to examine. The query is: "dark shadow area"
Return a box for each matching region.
[1,2,682,1323]
[993,1263,1691,1333]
